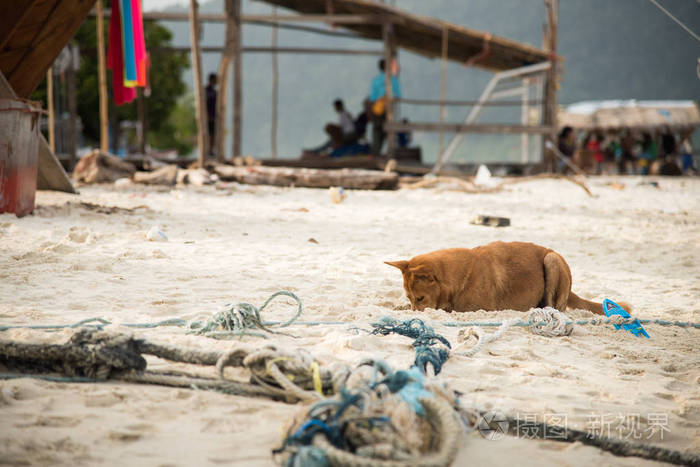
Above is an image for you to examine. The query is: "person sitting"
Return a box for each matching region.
[305,99,357,156]
[397,118,412,148]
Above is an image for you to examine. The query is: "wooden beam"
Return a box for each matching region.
[215,0,235,162]
[439,26,448,156]
[543,0,558,172]
[95,10,381,24]
[0,0,41,51]
[383,22,395,158]
[4,0,97,97]
[397,98,545,107]
[151,46,382,55]
[386,122,556,135]
[46,68,55,153]
[189,0,208,167]
[232,0,242,158]
[96,0,109,153]
[270,7,278,159]
[66,45,78,168]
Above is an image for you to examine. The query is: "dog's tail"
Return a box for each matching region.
[567,292,632,316]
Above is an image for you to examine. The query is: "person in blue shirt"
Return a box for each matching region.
[369,59,401,156]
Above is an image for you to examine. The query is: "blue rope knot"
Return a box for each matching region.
[370,317,451,375]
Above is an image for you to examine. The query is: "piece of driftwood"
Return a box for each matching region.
[500,173,592,196]
[401,176,501,194]
[132,164,178,185]
[401,173,592,196]
[73,150,136,184]
[212,165,398,190]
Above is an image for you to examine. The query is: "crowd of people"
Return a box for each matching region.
[557,126,697,176]
[304,58,410,159]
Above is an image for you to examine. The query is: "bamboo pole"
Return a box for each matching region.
[232,0,242,158]
[189,0,208,167]
[215,0,235,162]
[46,67,55,153]
[270,6,278,159]
[543,0,558,172]
[96,0,108,154]
[382,22,394,159]
[439,26,448,157]
[67,45,78,168]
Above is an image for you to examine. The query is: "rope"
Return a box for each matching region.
[0,291,308,339]
[647,0,700,42]
[276,361,463,467]
[371,317,451,375]
[187,290,304,338]
[504,413,700,466]
[0,328,337,404]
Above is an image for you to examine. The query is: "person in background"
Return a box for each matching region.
[557,126,576,173]
[679,129,696,174]
[205,73,217,157]
[353,99,371,143]
[369,58,402,156]
[620,130,636,174]
[639,132,657,175]
[306,99,357,155]
[585,132,604,174]
[397,118,412,148]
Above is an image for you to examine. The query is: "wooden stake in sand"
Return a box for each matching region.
[189,0,209,167]
[96,0,109,154]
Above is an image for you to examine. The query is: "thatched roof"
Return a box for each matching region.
[559,100,700,131]
[259,0,550,71]
[0,0,97,98]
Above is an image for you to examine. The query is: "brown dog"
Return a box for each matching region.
[386,241,626,314]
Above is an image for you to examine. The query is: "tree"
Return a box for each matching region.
[65,9,192,153]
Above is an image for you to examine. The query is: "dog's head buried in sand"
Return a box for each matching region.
[386,241,629,314]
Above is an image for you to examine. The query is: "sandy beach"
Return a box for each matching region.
[1,176,698,466]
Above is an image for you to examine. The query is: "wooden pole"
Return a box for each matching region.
[96,0,108,153]
[270,6,278,159]
[215,0,235,162]
[137,88,146,154]
[439,26,448,157]
[46,67,55,153]
[382,22,394,159]
[232,0,242,159]
[189,0,208,167]
[543,0,558,172]
[66,45,78,168]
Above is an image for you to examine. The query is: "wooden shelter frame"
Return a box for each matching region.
[92,0,558,170]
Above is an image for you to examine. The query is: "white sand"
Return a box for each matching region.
[1,176,698,466]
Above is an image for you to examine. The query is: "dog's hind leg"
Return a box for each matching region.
[542,252,572,311]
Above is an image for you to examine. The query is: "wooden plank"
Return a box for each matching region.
[151,46,382,55]
[96,0,108,153]
[232,0,242,158]
[189,0,208,167]
[270,7,278,159]
[4,0,97,98]
[215,0,236,162]
[213,165,398,190]
[386,122,556,135]
[0,0,41,50]
[0,70,76,193]
[96,10,380,23]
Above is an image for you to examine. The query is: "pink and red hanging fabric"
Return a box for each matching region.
[107,0,148,105]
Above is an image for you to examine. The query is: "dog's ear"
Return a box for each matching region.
[385,260,409,272]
